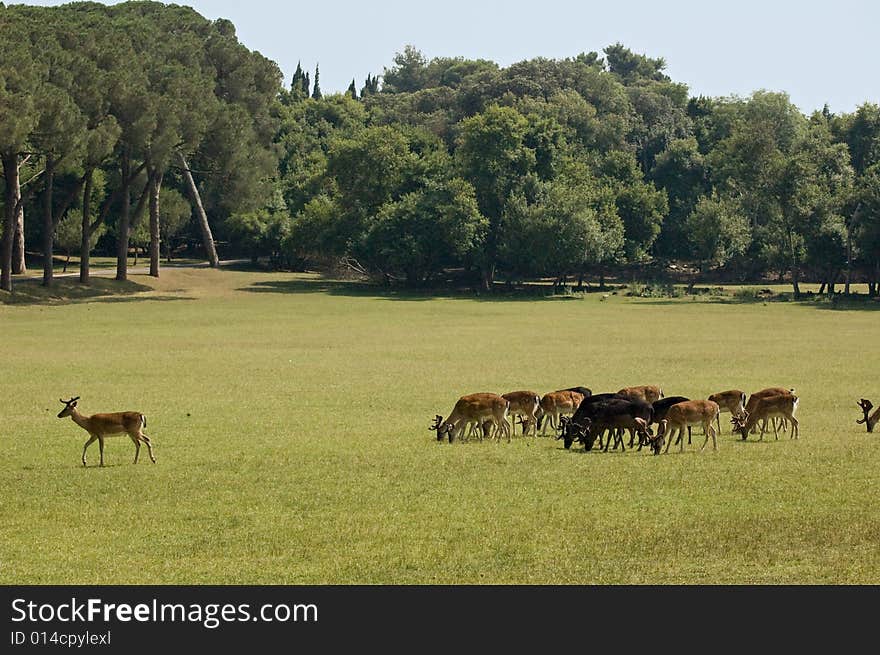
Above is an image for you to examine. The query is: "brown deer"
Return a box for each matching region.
[660,400,720,453]
[617,385,664,404]
[708,389,747,435]
[57,397,155,467]
[430,393,510,443]
[502,391,541,436]
[744,387,795,433]
[731,393,799,441]
[535,390,585,435]
[856,399,880,433]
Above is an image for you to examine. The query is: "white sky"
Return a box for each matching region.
[24,0,880,114]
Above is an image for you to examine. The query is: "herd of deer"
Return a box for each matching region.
[52,389,880,466]
[428,385,878,455]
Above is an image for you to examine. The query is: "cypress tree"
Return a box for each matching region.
[303,71,310,97]
[347,78,357,100]
[360,73,379,98]
[312,64,322,99]
[291,61,305,100]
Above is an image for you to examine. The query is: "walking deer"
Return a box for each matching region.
[57,397,155,466]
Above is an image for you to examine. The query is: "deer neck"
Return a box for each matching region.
[69,408,90,430]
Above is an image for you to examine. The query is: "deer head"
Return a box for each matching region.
[429,414,450,442]
[857,399,873,425]
[57,396,80,419]
[730,411,749,439]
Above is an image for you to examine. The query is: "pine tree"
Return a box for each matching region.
[347,78,357,100]
[312,64,322,99]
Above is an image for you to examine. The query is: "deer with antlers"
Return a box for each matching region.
[660,399,721,453]
[430,393,511,443]
[57,397,155,466]
[731,393,799,441]
[856,399,880,433]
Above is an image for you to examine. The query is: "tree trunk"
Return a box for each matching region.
[788,227,801,298]
[116,150,131,281]
[63,251,69,273]
[479,263,494,292]
[148,168,162,278]
[177,151,219,268]
[41,157,56,287]
[2,152,20,292]
[80,169,93,284]
[845,205,858,295]
[12,167,26,273]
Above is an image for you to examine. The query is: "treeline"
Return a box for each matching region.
[278,46,880,294]
[2,4,879,296]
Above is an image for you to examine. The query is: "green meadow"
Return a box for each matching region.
[1,269,879,584]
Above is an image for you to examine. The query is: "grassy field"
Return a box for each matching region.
[1,269,879,584]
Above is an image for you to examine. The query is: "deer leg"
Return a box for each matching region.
[699,422,716,452]
[98,436,105,467]
[688,426,693,445]
[130,435,141,464]
[789,416,799,439]
[82,435,98,467]
[663,427,673,453]
[140,434,156,462]
[680,426,686,452]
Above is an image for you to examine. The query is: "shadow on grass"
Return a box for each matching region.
[613,293,880,311]
[237,278,595,303]
[1,277,192,306]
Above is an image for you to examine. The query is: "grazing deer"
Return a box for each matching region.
[731,393,799,441]
[535,390,585,435]
[430,393,510,443]
[57,397,155,467]
[617,385,664,404]
[744,387,795,433]
[660,400,720,453]
[708,389,747,435]
[856,399,880,433]
[502,391,541,436]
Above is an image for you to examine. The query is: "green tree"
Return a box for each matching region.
[364,178,485,285]
[0,6,42,291]
[651,137,709,259]
[312,64,322,99]
[382,45,428,93]
[684,194,750,290]
[456,105,535,288]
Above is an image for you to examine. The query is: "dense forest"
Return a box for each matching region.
[1,1,879,296]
